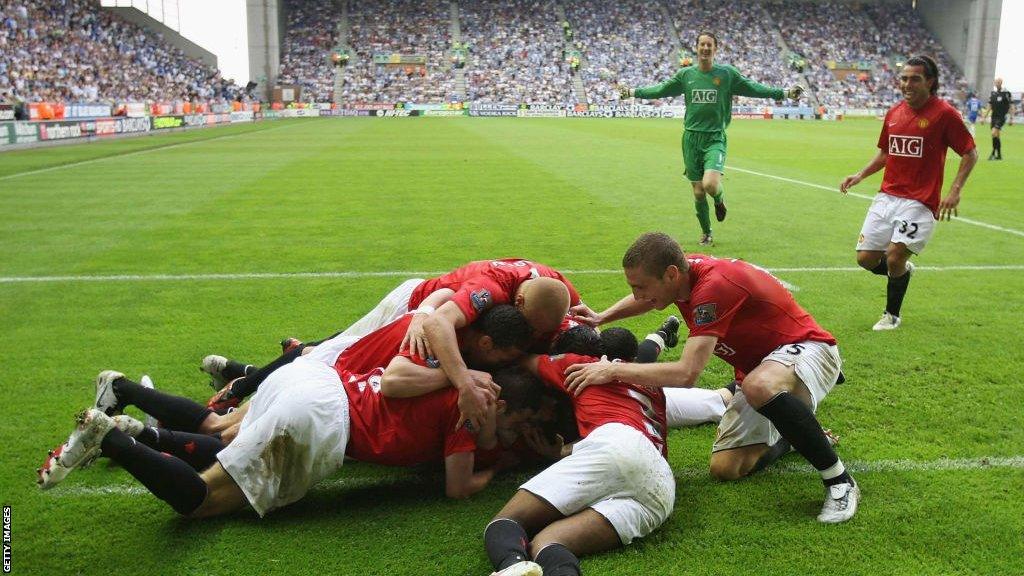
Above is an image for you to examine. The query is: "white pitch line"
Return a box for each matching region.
[729,165,1024,238]
[2,265,1023,284]
[51,455,1024,497]
[0,121,311,182]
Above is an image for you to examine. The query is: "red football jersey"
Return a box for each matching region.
[341,367,476,467]
[409,259,582,325]
[877,96,975,216]
[676,255,836,377]
[536,353,668,456]
[333,314,413,376]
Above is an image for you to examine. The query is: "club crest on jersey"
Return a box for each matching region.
[470,289,492,312]
[888,135,923,158]
[917,118,930,129]
[693,303,717,325]
[712,77,721,86]
[691,89,717,104]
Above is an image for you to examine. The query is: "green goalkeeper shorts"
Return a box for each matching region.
[682,130,727,182]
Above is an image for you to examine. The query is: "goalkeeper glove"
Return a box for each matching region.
[617,85,633,99]
[786,85,804,100]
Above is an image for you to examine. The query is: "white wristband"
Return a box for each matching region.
[413,305,435,315]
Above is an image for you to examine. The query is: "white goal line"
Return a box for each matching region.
[50,455,1024,497]
[2,265,1023,285]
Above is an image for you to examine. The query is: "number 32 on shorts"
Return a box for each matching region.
[898,220,919,239]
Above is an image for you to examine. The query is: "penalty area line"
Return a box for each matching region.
[2,264,1024,284]
[51,455,1024,497]
[729,165,1024,239]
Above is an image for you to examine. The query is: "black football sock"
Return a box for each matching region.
[484,518,531,570]
[748,438,792,475]
[635,338,663,363]
[994,136,1002,156]
[112,378,212,433]
[222,359,255,382]
[755,392,849,485]
[886,267,913,317]
[870,257,888,276]
[100,428,208,515]
[228,346,304,399]
[725,380,739,395]
[535,543,581,576]
[137,427,225,471]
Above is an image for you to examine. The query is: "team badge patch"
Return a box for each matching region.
[918,118,930,129]
[713,77,721,86]
[693,303,717,325]
[470,289,492,312]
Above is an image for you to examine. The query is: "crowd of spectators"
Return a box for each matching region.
[563,0,676,105]
[0,0,238,104]
[669,0,807,107]
[339,0,456,103]
[277,0,338,103]
[0,0,977,110]
[460,0,573,105]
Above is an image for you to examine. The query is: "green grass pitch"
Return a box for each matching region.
[1,117,1022,575]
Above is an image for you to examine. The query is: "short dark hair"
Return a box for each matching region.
[905,55,939,95]
[622,232,687,277]
[600,327,638,362]
[491,367,544,413]
[551,325,602,357]
[475,305,533,350]
[694,31,718,49]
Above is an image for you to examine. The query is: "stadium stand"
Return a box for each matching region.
[339,0,457,104]
[460,0,574,105]
[0,0,238,103]
[277,0,339,103]
[562,0,676,105]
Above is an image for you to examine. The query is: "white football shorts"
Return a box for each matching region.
[857,192,935,254]
[664,386,727,428]
[712,341,842,452]
[520,423,675,545]
[217,357,350,517]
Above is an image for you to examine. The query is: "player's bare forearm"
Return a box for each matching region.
[417,288,456,311]
[423,303,473,389]
[858,149,888,179]
[444,452,493,499]
[380,356,450,398]
[946,147,978,201]
[605,335,716,388]
[597,294,656,325]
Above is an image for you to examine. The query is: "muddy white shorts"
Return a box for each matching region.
[712,341,842,452]
[520,423,675,545]
[337,278,424,341]
[217,357,350,517]
[664,387,727,428]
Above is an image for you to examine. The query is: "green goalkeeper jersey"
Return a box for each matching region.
[633,64,784,132]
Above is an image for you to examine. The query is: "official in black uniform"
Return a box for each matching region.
[986,77,1014,160]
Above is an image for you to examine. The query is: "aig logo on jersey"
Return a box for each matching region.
[691,89,717,104]
[888,135,923,158]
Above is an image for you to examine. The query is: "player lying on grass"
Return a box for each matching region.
[568,232,858,523]
[37,306,542,517]
[483,355,672,576]
[88,304,532,445]
[203,259,578,429]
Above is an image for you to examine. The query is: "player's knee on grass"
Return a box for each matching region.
[221,423,240,444]
[709,448,762,481]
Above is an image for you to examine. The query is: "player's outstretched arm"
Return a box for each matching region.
[840,149,888,194]
[631,73,686,100]
[939,147,979,220]
[564,335,716,394]
[571,293,655,327]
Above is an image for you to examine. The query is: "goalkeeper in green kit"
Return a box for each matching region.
[619,32,803,246]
